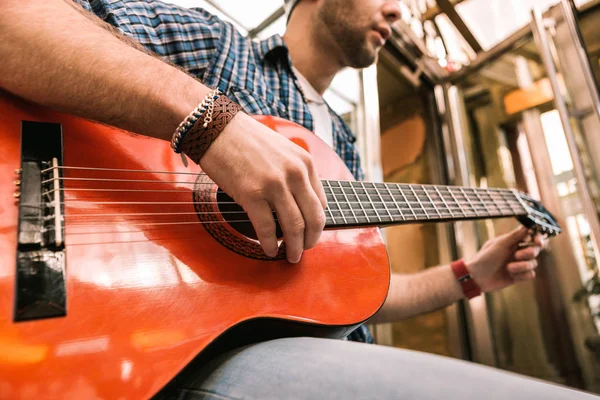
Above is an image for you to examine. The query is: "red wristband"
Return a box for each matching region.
[451,259,482,299]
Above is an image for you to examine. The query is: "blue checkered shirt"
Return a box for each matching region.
[75,0,372,344]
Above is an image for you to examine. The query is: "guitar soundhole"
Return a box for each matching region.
[216,190,284,240]
[192,173,287,260]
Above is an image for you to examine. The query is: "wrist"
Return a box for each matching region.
[450,259,482,300]
[176,93,242,164]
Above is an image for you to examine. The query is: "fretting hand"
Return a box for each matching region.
[466,226,547,293]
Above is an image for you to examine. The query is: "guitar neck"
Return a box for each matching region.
[322,180,527,229]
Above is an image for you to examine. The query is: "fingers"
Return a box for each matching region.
[507,260,538,275]
[199,115,327,263]
[309,168,328,211]
[514,245,541,261]
[500,225,529,247]
[296,150,327,250]
[244,199,278,258]
[512,270,536,281]
[272,190,308,264]
[508,232,544,283]
[290,169,327,250]
[533,233,546,248]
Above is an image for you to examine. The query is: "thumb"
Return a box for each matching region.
[499,225,529,246]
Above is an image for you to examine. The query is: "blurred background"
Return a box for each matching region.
[165,0,600,393]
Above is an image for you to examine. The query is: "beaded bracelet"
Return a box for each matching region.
[171,89,220,154]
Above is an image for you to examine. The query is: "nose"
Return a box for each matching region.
[382,1,401,24]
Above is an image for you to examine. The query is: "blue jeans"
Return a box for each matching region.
[159,337,597,399]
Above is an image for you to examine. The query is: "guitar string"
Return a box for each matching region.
[40,175,522,198]
[23,190,524,216]
[21,200,524,211]
[21,200,521,217]
[36,186,523,207]
[21,204,527,233]
[22,166,526,229]
[39,165,521,193]
[21,205,523,222]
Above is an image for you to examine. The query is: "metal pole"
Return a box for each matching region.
[530,6,600,258]
[560,0,600,117]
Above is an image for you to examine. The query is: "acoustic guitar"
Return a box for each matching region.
[0,90,561,399]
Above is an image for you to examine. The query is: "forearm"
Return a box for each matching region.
[369,266,464,324]
[0,0,207,141]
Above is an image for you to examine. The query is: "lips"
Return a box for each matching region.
[375,25,391,42]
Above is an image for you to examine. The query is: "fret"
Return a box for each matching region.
[459,187,479,217]
[488,189,512,213]
[471,188,491,217]
[409,185,429,220]
[491,188,515,214]
[385,184,405,221]
[434,185,454,219]
[484,188,504,216]
[338,181,358,225]
[348,181,369,224]
[374,183,393,222]
[324,181,337,225]
[365,183,382,223]
[398,185,417,220]
[447,187,468,217]
[422,185,442,219]
[359,181,378,221]
[505,189,524,214]
[327,180,347,225]
[326,204,336,225]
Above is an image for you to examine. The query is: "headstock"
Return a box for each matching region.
[515,192,562,237]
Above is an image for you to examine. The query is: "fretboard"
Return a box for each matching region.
[322,180,527,229]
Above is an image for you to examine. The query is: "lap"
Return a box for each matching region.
[157,337,596,400]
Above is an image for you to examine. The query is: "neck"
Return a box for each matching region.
[321,180,527,229]
[283,22,342,95]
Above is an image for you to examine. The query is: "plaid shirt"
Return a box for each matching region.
[75,0,372,344]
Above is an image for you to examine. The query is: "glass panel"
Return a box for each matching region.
[449,18,600,381]
[540,109,600,332]
[540,110,574,175]
[455,0,594,51]
[434,14,475,70]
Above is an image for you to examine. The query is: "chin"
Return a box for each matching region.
[346,49,377,69]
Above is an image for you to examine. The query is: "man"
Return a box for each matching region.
[0,0,592,399]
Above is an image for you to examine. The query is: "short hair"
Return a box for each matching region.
[284,0,300,22]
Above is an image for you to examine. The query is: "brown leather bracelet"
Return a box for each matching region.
[179,95,242,164]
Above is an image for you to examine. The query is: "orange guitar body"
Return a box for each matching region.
[0,91,389,399]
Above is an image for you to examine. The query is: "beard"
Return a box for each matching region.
[317,0,378,68]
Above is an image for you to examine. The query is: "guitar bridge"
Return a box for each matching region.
[14,121,67,322]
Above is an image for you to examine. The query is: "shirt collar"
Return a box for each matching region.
[253,34,291,66]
